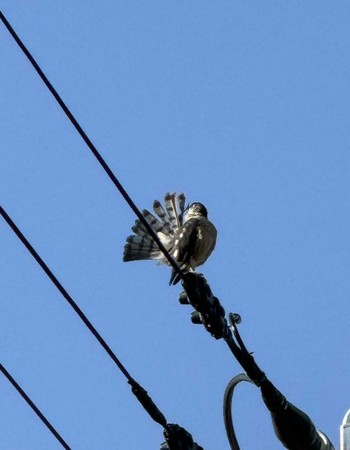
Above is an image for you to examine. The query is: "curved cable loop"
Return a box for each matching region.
[223,373,254,450]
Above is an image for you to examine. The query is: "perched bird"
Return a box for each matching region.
[123,193,217,284]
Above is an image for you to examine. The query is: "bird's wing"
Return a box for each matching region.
[170,219,199,263]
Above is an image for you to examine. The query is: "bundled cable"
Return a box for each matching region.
[179,274,335,450]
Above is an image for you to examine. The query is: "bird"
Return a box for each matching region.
[123,193,217,285]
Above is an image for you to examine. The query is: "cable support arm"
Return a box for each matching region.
[179,272,334,450]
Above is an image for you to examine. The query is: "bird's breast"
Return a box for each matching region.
[190,219,217,268]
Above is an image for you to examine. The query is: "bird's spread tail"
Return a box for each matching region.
[123,193,186,264]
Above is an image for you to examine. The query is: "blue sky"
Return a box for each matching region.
[1,2,349,449]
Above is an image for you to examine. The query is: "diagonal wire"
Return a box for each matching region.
[0,363,71,450]
[1,205,168,429]
[1,206,133,382]
[1,10,171,432]
[0,10,182,281]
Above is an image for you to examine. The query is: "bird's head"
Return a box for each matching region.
[186,202,208,219]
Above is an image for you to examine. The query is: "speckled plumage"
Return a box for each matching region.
[123,193,217,285]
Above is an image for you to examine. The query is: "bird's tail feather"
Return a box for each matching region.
[177,193,186,226]
[153,200,173,233]
[123,193,186,265]
[123,235,162,261]
[164,193,183,228]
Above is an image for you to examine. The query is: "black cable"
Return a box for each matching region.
[223,373,253,450]
[0,363,71,450]
[180,275,335,450]
[1,206,132,382]
[0,205,167,429]
[0,10,182,281]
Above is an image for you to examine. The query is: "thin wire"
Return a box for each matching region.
[0,206,132,382]
[0,363,71,450]
[0,10,182,280]
[1,205,168,429]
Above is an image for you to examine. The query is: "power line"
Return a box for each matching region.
[0,363,71,450]
[0,10,182,282]
[1,206,207,446]
[0,205,167,429]
[1,12,336,447]
[0,10,199,442]
[1,206,132,382]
